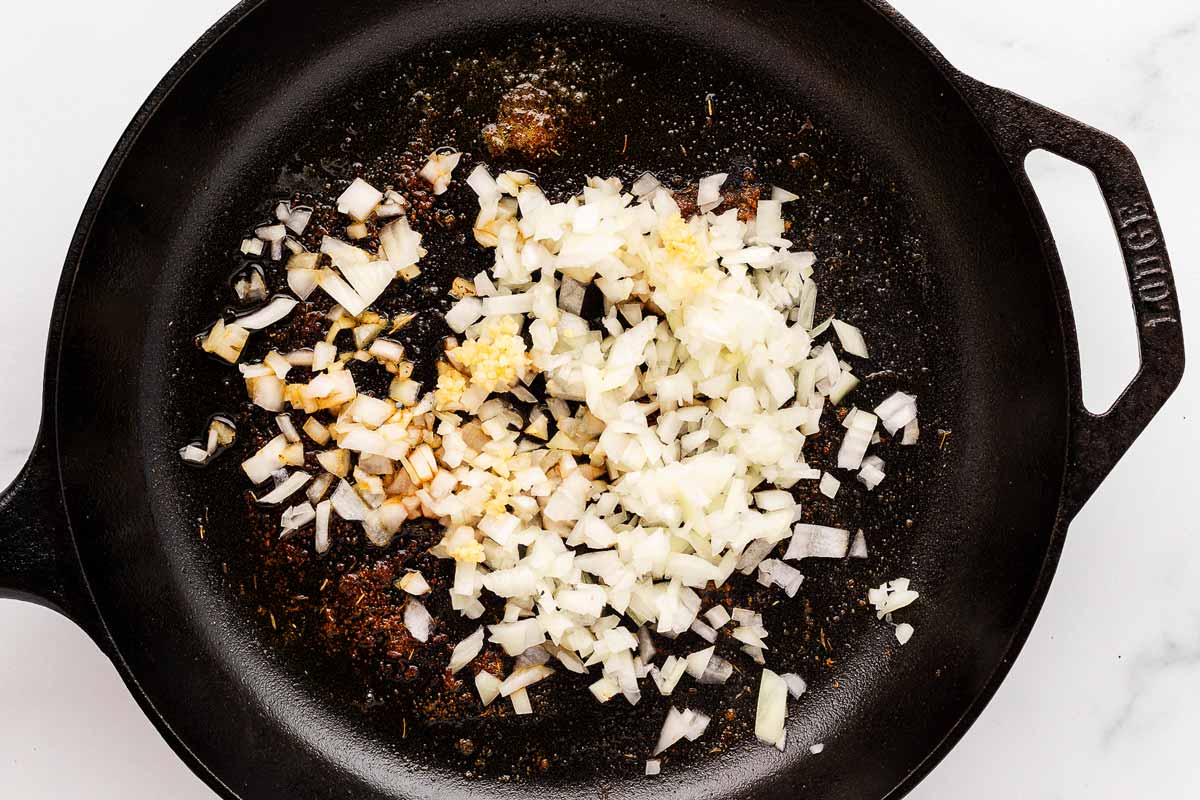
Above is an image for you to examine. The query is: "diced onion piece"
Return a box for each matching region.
[285,206,312,235]
[404,598,433,642]
[276,414,300,442]
[314,500,332,553]
[241,434,290,484]
[303,417,331,446]
[874,391,918,435]
[858,454,886,491]
[837,409,877,470]
[312,341,337,372]
[867,578,920,618]
[697,173,728,213]
[786,524,850,560]
[509,687,533,715]
[287,268,319,300]
[448,627,486,673]
[256,224,287,242]
[179,444,208,464]
[280,502,316,536]
[849,529,869,559]
[256,471,311,505]
[337,177,383,221]
[780,672,807,699]
[901,418,920,445]
[368,337,405,363]
[632,172,660,196]
[379,216,424,270]
[809,743,825,755]
[697,655,734,685]
[703,606,730,629]
[819,472,840,498]
[201,319,250,363]
[895,622,914,645]
[446,296,483,333]
[475,671,502,705]
[645,759,661,776]
[590,676,620,703]
[398,570,431,596]
[831,319,869,358]
[684,646,715,680]
[315,269,368,317]
[420,151,461,195]
[330,479,370,520]
[755,669,788,750]
[498,664,554,697]
[237,296,298,330]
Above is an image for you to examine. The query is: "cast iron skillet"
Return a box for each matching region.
[0,1,1185,798]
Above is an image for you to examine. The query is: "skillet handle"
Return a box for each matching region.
[0,431,105,640]
[959,80,1185,519]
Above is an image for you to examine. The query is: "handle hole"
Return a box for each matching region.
[1025,150,1139,415]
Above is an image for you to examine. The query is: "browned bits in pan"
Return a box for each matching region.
[483,83,563,161]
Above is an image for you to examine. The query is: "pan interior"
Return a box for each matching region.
[55,2,1069,799]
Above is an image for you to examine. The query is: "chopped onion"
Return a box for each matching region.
[179,444,208,464]
[475,671,502,705]
[849,529,869,559]
[337,177,383,221]
[780,672,807,699]
[644,759,661,776]
[446,296,483,333]
[285,206,313,235]
[404,598,433,642]
[280,502,315,535]
[448,627,486,673]
[697,655,734,685]
[419,151,461,195]
[201,319,250,364]
[256,224,287,243]
[697,173,728,213]
[314,500,331,553]
[654,706,709,755]
[831,319,869,358]
[901,418,920,445]
[809,743,825,755]
[755,669,788,750]
[315,269,368,317]
[689,619,717,643]
[785,524,850,560]
[632,172,660,196]
[874,392,918,435]
[837,409,877,470]
[703,606,731,629]
[368,337,405,363]
[867,578,919,619]
[858,454,886,491]
[510,688,533,715]
[498,664,554,697]
[398,571,431,596]
[895,622,914,645]
[256,471,311,505]
[819,472,840,498]
[330,479,370,521]
[276,414,300,443]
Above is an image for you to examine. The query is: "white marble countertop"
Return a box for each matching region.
[1,2,1197,797]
